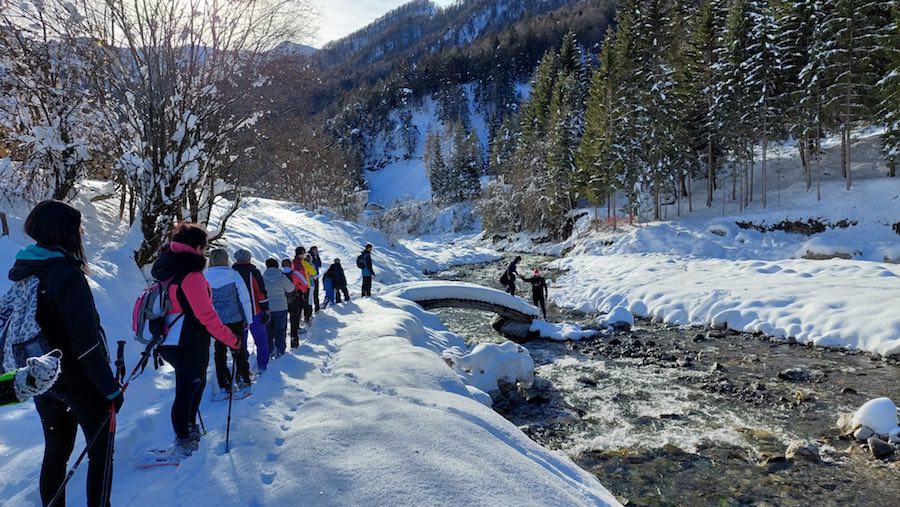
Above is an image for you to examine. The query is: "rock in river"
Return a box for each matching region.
[853,427,875,441]
[785,440,821,462]
[867,437,894,459]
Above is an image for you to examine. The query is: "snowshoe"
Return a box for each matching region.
[233,385,252,400]
[211,388,232,402]
[136,439,193,469]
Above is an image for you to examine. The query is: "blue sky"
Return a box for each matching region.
[315,0,454,46]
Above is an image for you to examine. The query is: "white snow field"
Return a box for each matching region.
[0,191,619,506]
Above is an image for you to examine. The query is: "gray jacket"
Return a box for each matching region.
[262,267,296,312]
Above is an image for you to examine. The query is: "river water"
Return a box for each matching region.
[428,254,900,507]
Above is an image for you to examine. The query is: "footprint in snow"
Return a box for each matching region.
[266,452,278,462]
[274,437,285,447]
[280,424,290,431]
[284,414,294,421]
[260,472,276,485]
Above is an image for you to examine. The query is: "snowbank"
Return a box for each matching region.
[529,320,598,341]
[443,341,535,396]
[597,307,634,331]
[852,398,900,436]
[380,280,541,318]
[551,254,900,357]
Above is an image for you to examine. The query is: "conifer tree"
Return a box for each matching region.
[878,2,900,177]
[424,130,449,202]
[819,0,893,189]
[744,0,783,207]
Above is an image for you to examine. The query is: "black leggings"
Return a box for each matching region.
[35,388,113,507]
[361,276,372,297]
[214,323,251,389]
[159,345,209,440]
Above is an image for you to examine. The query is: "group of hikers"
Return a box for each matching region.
[0,200,379,506]
[501,255,549,320]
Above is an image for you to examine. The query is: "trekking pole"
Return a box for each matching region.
[197,409,206,435]
[115,340,126,384]
[225,359,237,453]
[48,337,160,507]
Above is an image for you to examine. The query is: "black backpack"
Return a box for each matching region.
[356,254,365,269]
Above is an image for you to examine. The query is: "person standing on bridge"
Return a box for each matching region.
[501,256,522,296]
[357,244,375,297]
[521,268,549,319]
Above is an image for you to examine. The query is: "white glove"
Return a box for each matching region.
[14,353,61,401]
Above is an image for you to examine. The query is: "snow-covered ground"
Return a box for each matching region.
[0,190,618,506]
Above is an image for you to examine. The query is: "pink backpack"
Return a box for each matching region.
[132,278,182,344]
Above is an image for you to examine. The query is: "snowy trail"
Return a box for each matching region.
[1,297,620,506]
[110,298,618,506]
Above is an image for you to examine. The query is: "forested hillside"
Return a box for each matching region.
[479,0,899,238]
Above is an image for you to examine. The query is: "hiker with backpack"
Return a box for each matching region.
[309,246,322,312]
[7,200,122,506]
[292,248,316,323]
[500,256,522,296]
[520,268,549,319]
[0,352,61,406]
[232,249,271,373]
[324,258,350,305]
[262,258,296,359]
[281,259,306,348]
[150,223,240,461]
[205,249,253,401]
[357,243,374,297]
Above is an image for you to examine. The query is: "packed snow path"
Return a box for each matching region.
[380,281,541,323]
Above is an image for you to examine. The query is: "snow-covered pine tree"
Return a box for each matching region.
[609,0,643,222]
[743,0,783,208]
[778,0,817,189]
[577,31,619,224]
[819,0,893,189]
[424,130,449,202]
[878,2,900,177]
[718,0,755,209]
[632,0,683,220]
[682,0,727,208]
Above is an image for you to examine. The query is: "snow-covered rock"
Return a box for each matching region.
[851,397,900,436]
[597,306,634,331]
[445,341,535,396]
[529,320,598,341]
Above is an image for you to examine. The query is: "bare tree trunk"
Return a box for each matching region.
[687,172,693,213]
[761,132,768,209]
[749,145,754,205]
[890,159,897,178]
[845,125,852,190]
[707,135,714,208]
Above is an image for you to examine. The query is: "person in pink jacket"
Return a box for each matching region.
[150,223,239,458]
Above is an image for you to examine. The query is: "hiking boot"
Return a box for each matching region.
[187,426,202,452]
[290,338,299,348]
[172,437,195,458]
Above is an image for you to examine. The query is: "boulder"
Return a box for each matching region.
[835,413,858,435]
[785,440,821,462]
[777,367,825,383]
[853,427,875,441]
[867,437,894,459]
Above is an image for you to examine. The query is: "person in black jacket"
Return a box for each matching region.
[324,259,350,303]
[9,200,123,507]
[520,268,549,319]
[503,256,522,296]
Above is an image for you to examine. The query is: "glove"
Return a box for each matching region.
[14,353,61,402]
[110,390,125,413]
[262,311,272,325]
[228,333,241,351]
